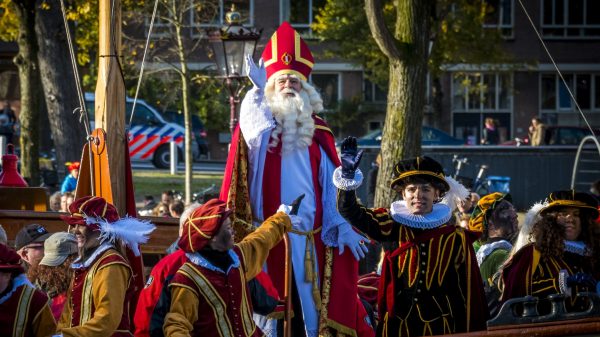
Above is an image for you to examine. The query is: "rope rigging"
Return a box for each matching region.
[516,0,597,138]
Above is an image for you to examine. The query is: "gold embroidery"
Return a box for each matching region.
[318,247,333,337]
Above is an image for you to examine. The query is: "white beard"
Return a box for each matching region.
[266,88,315,154]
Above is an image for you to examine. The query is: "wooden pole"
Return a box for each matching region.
[94,0,126,213]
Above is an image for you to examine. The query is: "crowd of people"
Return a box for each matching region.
[1,22,599,337]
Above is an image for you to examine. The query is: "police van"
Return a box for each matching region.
[85,93,199,168]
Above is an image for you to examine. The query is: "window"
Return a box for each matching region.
[541,0,600,38]
[310,73,340,110]
[539,73,600,125]
[483,0,514,37]
[191,0,253,28]
[280,0,325,36]
[451,72,513,143]
[364,79,387,102]
[127,104,162,126]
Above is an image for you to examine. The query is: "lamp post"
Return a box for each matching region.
[208,7,261,133]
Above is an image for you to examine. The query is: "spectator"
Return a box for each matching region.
[49,191,62,212]
[60,192,74,213]
[161,190,174,206]
[169,200,185,218]
[455,192,480,229]
[481,117,500,145]
[28,232,77,321]
[60,162,79,194]
[590,180,600,200]
[0,101,15,145]
[153,202,170,217]
[528,117,546,146]
[0,243,57,336]
[138,195,158,216]
[15,223,51,271]
[0,225,7,245]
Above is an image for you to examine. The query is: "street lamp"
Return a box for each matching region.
[208,7,261,133]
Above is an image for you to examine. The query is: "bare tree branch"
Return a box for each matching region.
[364,0,403,60]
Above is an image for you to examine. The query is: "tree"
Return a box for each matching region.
[8,0,41,185]
[35,0,86,177]
[314,0,512,207]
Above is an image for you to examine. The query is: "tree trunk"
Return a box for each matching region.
[12,0,41,186]
[174,9,193,205]
[35,0,87,180]
[366,0,432,208]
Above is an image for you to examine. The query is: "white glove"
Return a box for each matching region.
[246,54,266,90]
[277,204,302,230]
[337,224,369,261]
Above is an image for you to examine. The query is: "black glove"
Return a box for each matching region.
[340,136,363,179]
[566,272,597,289]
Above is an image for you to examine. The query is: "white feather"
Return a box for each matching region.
[97,216,156,256]
[512,201,546,254]
[441,176,470,211]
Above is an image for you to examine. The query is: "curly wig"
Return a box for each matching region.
[28,255,76,298]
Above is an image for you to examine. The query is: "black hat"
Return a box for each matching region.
[15,224,51,251]
[390,156,450,193]
[539,190,599,218]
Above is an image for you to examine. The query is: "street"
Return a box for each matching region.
[131,160,225,174]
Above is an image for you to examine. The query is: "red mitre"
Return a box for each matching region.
[261,21,314,81]
[178,199,233,253]
[60,195,120,230]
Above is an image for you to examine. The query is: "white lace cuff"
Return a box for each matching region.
[240,88,276,148]
[559,269,571,297]
[332,167,363,191]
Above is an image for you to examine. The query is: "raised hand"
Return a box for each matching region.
[337,224,369,261]
[340,136,363,179]
[246,54,266,90]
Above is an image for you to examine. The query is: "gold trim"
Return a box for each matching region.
[325,318,358,337]
[541,200,597,213]
[318,247,334,337]
[315,125,333,135]
[263,34,278,67]
[390,170,448,188]
[294,31,314,68]
[14,285,34,337]
[239,271,255,336]
[181,263,235,337]
[269,69,307,82]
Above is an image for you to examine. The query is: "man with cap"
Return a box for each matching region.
[334,137,487,336]
[221,21,371,337]
[0,243,57,336]
[163,198,296,336]
[29,232,78,321]
[15,223,52,270]
[468,192,518,284]
[500,190,600,314]
[56,196,155,337]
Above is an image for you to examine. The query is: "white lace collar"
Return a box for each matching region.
[476,240,513,266]
[186,250,240,274]
[71,243,113,269]
[0,274,33,305]
[390,200,452,229]
[564,240,589,256]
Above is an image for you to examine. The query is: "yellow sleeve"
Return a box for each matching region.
[60,263,131,337]
[163,285,199,337]
[237,212,291,280]
[31,302,57,337]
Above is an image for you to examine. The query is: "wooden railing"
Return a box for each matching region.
[0,210,179,254]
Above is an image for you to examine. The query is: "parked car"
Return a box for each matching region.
[85,93,199,168]
[162,111,209,158]
[502,126,600,146]
[356,126,465,146]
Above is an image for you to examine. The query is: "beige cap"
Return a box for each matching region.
[39,232,78,267]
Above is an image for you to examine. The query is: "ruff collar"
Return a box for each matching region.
[476,240,513,266]
[71,242,113,269]
[390,200,452,229]
[564,240,589,256]
[186,249,240,274]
